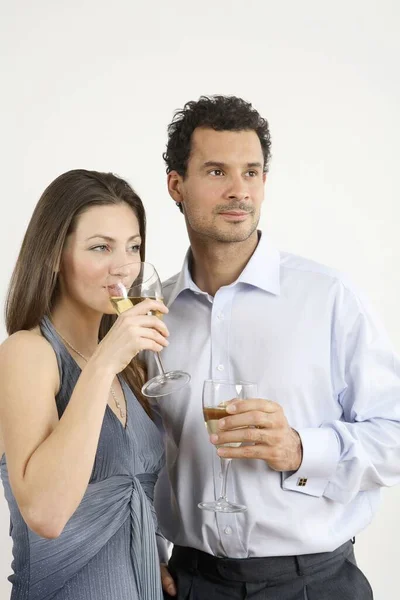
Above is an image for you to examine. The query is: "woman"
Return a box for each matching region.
[0,169,169,600]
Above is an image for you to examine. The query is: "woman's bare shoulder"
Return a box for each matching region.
[0,328,59,383]
[1,327,52,354]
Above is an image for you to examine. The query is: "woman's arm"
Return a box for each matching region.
[0,331,113,539]
[0,299,169,539]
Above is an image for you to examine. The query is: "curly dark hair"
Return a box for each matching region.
[163,95,272,212]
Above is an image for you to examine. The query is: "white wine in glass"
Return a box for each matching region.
[109,296,164,319]
[203,406,241,448]
[199,379,257,513]
[106,262,191,398]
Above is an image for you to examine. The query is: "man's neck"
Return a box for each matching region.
[189,230,259,296]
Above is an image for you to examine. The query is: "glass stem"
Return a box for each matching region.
[218,457,232,501]
[154,352,167,376]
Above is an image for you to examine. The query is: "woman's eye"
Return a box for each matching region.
[130,245,141,253]
[91,245,109,252]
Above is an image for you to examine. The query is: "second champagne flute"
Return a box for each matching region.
[106,261,191,397]
[199,379,258,513]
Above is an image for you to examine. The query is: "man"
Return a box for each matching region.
[150,95,400,599]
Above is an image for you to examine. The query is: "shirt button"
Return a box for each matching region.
[217,364,224,372]
[224,527,233,535]
[217,312,224,320]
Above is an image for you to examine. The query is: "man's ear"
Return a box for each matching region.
[167,171,184,209]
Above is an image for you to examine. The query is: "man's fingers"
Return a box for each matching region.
[218,410,275,431]
[160,563,177,596]
[211,426,272,446]
[225,398,279,415]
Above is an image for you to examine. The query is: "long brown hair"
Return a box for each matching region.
[5,169,151,415]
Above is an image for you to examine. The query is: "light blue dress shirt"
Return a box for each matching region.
[151,231,400,559]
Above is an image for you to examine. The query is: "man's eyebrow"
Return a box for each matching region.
[85,234,141,242]
[202,161,227,169]
[202,161,263,169]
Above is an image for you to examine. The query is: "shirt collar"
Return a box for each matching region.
[238,231,281,295]
[166,230,281,307]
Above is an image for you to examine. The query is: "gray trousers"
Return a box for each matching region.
[164,541,373,600]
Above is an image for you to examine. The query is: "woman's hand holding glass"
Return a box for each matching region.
[106,262,191,397]
[93,298,169,375]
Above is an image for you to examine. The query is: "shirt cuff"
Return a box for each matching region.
[281,427,340,497]
[156,532,171,564]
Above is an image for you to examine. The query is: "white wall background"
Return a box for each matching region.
[0,1,399,598]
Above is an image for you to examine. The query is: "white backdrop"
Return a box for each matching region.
[1,1,399,598]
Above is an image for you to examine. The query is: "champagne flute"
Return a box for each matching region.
[199,379,257,513]
[106,261,191,397]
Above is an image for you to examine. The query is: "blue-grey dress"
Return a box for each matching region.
[0,317,165,600]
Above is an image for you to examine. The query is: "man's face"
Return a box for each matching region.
[169,127,266,243]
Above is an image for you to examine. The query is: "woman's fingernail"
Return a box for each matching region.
[210,434,218,443]
[227,404,237,413]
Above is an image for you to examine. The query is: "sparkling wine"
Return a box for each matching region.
[110,296,164,318]
[203,405,241,448]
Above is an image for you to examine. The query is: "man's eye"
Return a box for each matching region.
[247,170,258,177]
[210,169,224,176]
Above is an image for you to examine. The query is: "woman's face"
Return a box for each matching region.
[59,203,142,315]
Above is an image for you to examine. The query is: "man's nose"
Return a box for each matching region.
[227,174,250,201]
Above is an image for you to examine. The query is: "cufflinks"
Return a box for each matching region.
[297,478,308,487]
